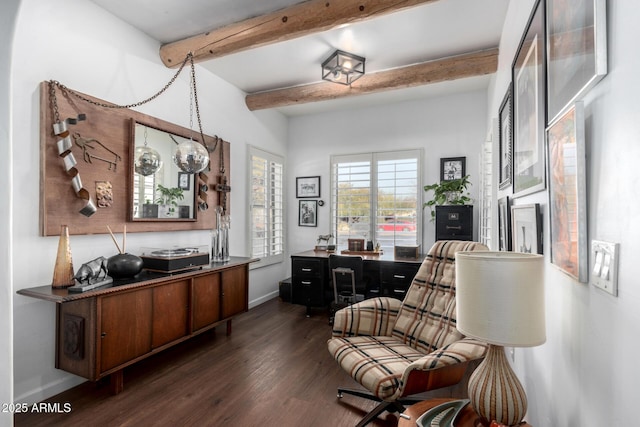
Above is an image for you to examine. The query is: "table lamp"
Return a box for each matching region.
[455,251,545,426]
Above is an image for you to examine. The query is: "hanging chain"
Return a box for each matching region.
[49,53,193,110]
[49,81,61,124]
[49,52,226,175]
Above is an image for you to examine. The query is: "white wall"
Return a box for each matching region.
[0,1,20,426]
[8,0,288,409]
[287,90,488,258]
[487,1,640,426]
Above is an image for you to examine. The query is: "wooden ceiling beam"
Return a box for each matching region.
[159,0,441,67]
[245,47,499,111]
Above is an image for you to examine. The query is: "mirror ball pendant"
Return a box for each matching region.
[173,140,209,174]
[134,146,163,176]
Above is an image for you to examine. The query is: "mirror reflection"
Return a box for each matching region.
[130,121,197,221]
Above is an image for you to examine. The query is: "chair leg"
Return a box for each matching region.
[337,387,382,402]
[355,401,400,427]
[337,388,407,427]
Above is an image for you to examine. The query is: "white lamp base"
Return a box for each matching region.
[468,344,527,426]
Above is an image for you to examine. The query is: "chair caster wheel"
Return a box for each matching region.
[337,392,343,399]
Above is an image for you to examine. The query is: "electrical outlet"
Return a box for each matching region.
[590,240,619,296]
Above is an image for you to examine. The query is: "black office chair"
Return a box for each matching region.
[328,255,367,323]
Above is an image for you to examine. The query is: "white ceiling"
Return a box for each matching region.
[89,0,510,116]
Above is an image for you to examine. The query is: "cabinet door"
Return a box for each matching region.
[152,280,189,348]
[192,273,221,331]
[99,289,152,373]
[221,267,248,319]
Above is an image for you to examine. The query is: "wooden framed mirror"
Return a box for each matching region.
[129,120,198,222]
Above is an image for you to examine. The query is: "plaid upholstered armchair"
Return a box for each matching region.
[327,240,489,426]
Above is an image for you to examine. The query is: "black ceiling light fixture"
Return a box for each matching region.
[321,50,365,86]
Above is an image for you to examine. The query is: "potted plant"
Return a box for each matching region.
[155,185,184,218]
[423,175,472,221]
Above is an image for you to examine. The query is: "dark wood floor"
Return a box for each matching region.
[15,298,401,427]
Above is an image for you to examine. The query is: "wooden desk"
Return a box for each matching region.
[398,398,533,427]
[290,250,425,315]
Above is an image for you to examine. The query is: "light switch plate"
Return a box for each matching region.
[590,240,619,296]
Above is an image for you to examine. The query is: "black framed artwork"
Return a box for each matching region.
[498,196,512,251]
[298,200,317,227]
[512,0,546,197]
[498,84,513,190]
[511,203,542,255]
[296,176,320,198]
[440,157,466,181]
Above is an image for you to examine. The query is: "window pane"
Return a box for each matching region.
[333,160,371,248]
[249,147,284,263]
[331,150,421,254]
[375,157,418,251]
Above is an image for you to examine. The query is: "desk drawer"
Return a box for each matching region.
[291,277,324,306]
[380,263,420,299]
[292,258,323,277]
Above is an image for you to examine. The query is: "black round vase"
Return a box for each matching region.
[107,253,143,279]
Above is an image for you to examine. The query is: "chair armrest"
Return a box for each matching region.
[397,338,488,398]
[331,297,401,337]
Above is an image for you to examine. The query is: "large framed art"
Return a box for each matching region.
[547,0,607,124]
[547,102,588,282]
[512,0,546,197]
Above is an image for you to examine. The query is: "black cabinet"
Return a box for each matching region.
[435,205,473,241]
[291,256,328,315]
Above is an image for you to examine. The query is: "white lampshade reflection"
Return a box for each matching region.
[134,145,163,176]
[173,139,209,174]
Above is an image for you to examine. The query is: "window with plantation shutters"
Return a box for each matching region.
[249,146,284,266]
[331,150,421,253]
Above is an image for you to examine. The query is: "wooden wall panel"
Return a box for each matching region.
[39,81,230,236]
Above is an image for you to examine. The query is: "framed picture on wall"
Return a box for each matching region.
[498,196,512,251]
[440,157,466,181]
[298,200,317,227]
[296,176,320,198]
[511,203,542,255]
[498,84,513,190]
[547,102,588,282]
[512,0,547,197]
[547,0,607,124]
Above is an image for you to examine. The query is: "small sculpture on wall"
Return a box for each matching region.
[96,181,113,208]
[73,132,121,171]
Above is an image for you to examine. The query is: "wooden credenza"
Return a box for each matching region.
[17,257,255,394]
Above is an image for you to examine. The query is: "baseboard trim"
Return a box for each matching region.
[14,375,85,405]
